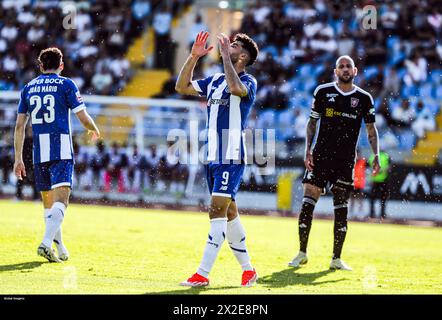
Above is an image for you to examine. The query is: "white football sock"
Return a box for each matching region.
[44,208,66,254]
[42,202,66,248]
[197,218,227,278]
[227,216,253,271]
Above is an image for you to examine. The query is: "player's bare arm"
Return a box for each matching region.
[13,113,29,180]
[304,117,318,171]
[175,31,213,96]
[217,33,248,97]
[366,122,381,175]
[75,109,100,141]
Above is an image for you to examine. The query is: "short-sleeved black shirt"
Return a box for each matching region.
[309,82,375,165]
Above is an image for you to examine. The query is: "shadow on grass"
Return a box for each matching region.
[258,268,346,288]
[0,261,47,272]
[147,286,239,295]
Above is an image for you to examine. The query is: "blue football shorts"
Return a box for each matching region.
[206,163,245,200]
[34,160,74,192]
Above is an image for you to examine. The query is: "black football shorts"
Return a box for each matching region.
[302,158,354,192]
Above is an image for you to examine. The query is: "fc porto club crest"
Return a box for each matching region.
[350,97,359,108]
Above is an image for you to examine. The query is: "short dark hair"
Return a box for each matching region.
[38,47,63,71]
[233,33,259,66]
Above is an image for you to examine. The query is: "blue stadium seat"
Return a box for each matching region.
[313,64,325,77]
[436,87,442,100]
[430,70,442,84]
[298,64,313,78]
[401,84,418,97]
[399,130,416,149]
[262,45,278,57]
[257,109,276,129]
[426,101,439,115]
[390,51,405,66]
[276,109,295,141]
[419,83,434,99]
[364,66,379,81]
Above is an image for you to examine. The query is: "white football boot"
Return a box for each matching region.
[37,243,61,263]
[288,251,308,267]
[330,258,352,271]
[54,240,69,261]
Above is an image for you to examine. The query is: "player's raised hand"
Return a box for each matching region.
[217,33,230,58]
[191,31,213,58]
[304,152,314,171]
[372,155,381,176]
[14,160,26,181]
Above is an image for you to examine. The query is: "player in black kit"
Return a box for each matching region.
[288,56,381,270]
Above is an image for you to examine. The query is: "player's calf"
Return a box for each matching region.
[332,186,350,260]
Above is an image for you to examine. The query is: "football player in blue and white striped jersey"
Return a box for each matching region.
[176,32,259,287]
[14,47,100,263]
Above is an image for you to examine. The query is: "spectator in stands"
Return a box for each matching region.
[380,2,400,35]
[0,140,13,186]
[159,141,188,195]
[369,151,391,219]
[92,65,113,95]
[404,51,428,86]
[382,67,400,97]
[427,8,442,38]
[283,108,308,154]
[105,142,129,193]
[144,144,161,191]
[1,19,18,42]
[153,4,173,71]
[411,100,436,139]
[189,14,208,48]
[109,53,131,88]
[392,99,416,129]
[88,140,110,191]
[376,100,401,149]
[350,150,366,216]
[127,143,144,193]
[293,109,308,143]
[391,99,417,148]
[73,140,89,191]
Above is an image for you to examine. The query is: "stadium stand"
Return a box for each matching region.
[1,0,442,198]
[155,0,442,163]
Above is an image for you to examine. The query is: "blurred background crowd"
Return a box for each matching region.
[1,0,441,203]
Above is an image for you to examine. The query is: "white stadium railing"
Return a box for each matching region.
[0,91,206,149]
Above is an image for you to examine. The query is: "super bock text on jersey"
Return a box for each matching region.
[17,73,86,191]
[191,72,257,199]
[302,82,375,191]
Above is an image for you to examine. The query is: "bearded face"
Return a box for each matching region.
[335,58,356,83]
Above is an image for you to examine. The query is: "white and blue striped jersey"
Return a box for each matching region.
[191,72,257,163]
[17,73,86,164]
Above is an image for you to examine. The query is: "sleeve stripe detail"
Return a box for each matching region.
[313,82,334,96]
[355,86,374,105]
[72,104,86,113]
[191,80,202,93]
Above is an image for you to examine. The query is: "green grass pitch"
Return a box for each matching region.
[0,199,441,294]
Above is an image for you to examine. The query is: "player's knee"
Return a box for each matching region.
[226,203,238,221]
[304,183,321,200]
[209,196,231,219]
[332,186,350,208]
[52,187,70,207]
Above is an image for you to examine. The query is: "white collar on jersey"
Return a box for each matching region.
[334,82,357,96]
